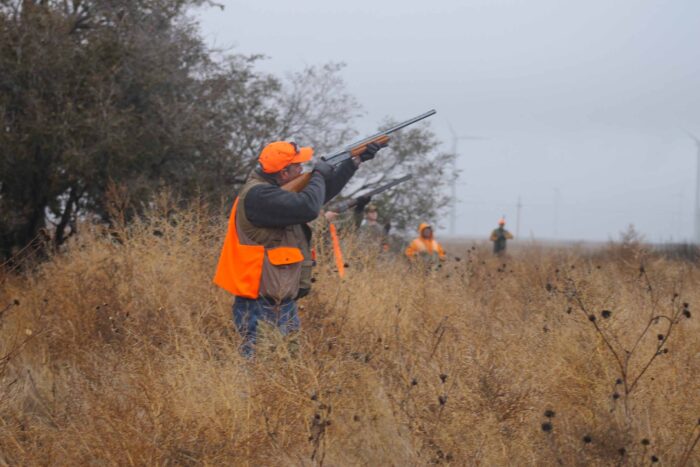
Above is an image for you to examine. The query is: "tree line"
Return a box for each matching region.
[0,0,455,261]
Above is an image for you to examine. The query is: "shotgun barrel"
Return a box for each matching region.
[330,174,413,213]
[322,110,437,166]
[282,109,435,192]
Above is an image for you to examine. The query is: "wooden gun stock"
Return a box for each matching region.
[281,172,313,192]
[348,134,390,158]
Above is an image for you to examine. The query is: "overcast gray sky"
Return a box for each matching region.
[195,0,700,242]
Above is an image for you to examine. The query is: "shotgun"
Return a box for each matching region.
[282,109,436,192]
[329,174,413,213]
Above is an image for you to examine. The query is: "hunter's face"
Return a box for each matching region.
[422,227,432,238]
[366,210,378,221]
[278,163,303,184]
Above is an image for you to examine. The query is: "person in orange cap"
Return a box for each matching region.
[490,217,513,255]
[405,223,446,263]
[213,140,385,357]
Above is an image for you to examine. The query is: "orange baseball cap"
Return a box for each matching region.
[258,141,313,173]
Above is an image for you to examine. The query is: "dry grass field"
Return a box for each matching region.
[1,201,699,466]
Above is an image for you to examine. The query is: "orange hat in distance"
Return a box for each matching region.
[258,141,313,173]
[498,218,506,225]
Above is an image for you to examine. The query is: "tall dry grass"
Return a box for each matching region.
[1,201,699,465]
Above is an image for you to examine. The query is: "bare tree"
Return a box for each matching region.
[276,63,363,154]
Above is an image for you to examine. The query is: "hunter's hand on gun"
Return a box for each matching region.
[313,159,335,180]
[323,210,339,222]
[354,195,372,214]
[356,141,387,163]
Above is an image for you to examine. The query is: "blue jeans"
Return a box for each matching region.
[232,296,300,358]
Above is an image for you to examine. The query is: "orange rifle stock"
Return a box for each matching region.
[281,109,436,192]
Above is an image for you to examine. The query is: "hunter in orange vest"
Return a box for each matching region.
[214,140,386,357]
[405,223,446,263]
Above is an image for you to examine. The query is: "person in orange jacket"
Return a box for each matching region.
[405,223,446,263]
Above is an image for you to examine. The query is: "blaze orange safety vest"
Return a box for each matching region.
[213,198,304,299]
[213,198,264,298]
[407,238,439,254]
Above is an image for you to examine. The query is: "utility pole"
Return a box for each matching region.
[447,122,486,236]
[685,132,700,244]
[694,137,700,244]
[553,188,560,239]
[516,196,522,238]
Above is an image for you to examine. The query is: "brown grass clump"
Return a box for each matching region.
[1,203,699,465]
